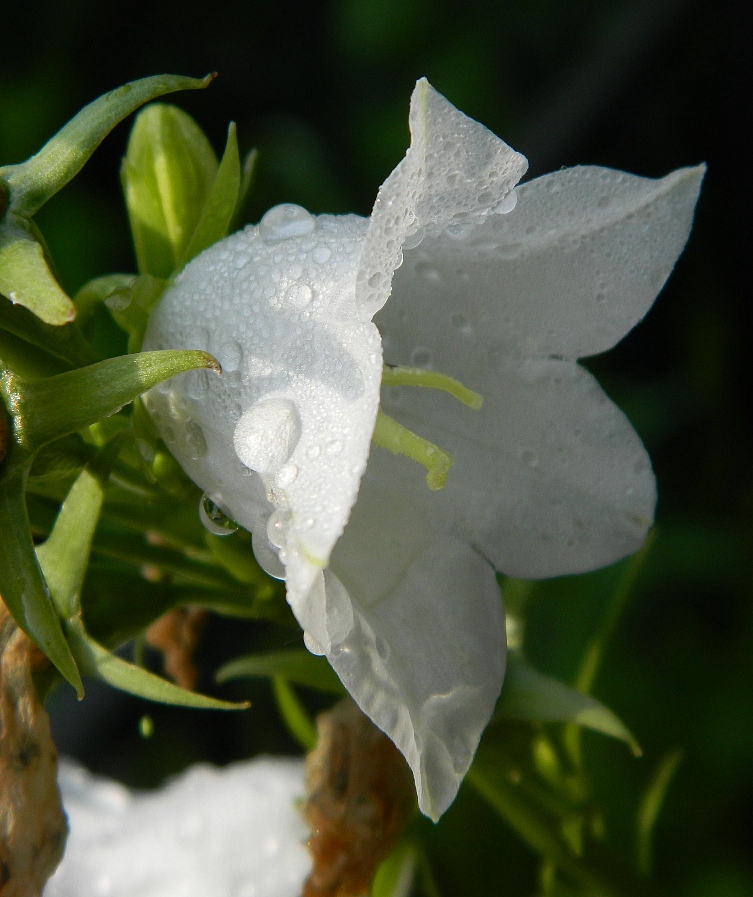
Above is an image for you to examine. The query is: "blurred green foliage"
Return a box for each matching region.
[1,0,749,895]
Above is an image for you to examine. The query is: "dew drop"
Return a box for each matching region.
[375,635,391,661]
[312,245,331,264]
[266,510,289,549]
[276,462,298,487]
[495,189,518,214]
[199,494,238,536]
[304,630,326,656]
[306,444,321,460]
[233,398,301,474]
[252,531,285,579]
[219,339,243,372]
[326,439,343,455]
[259,203,315,241]
[283,282,313,309]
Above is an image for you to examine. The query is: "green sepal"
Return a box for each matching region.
[73,273,137,327]
[0,224,75,325]
[103,274,167,352]
[180,122,241,266]
[0,75,214,219]
[6,349,219,453]
[0,459,82,693]
[272,676,317,750]
[122,103,219,278]
[495,655,641,756]
[0,294,100,368]
[216,647,344,694]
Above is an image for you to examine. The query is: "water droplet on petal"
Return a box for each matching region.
[252,531,285,579]
[276,462,298,487]
[494,189,518,214]
[283,282,313,309]
[219,339,243,372]
[266,510,289,549]
[199,494,238,536]
[312,245,331,264]
[304,630,326,656]
[233,398,301,474]
[259,203,315,241]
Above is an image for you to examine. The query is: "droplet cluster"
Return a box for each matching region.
[143,205,381,594]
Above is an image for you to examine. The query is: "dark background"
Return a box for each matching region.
[1,1,750,895]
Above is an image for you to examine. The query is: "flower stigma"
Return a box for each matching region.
[374,364,484,490]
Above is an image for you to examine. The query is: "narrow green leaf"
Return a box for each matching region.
[217,648,344,694]
[496,655,641,756]
[272,675,317,750]
[0,459,82,693]
[635,749,682,875]
[121,103,218,278]
[371,841,417,897]
[66,617,246,709]
[36,460,110,619]
[8,349,219,451]
[181,122,241,265]
[1,75,214,217]
[0,295,100,367]
[73,273,137,326]
[231,148,259,231]
[0,226,74,324]
[103,274,167,352]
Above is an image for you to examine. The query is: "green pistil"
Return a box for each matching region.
[382,365,483,409]
[372,410,454,491]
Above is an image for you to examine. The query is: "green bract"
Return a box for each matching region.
[0,75,213,326]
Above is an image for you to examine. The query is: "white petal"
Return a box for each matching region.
[142,211,383,608]
[356,78,528,319]
[47,758,310,897]
[377,357,656,579]
[378,164,704,367]
[327,483,506,821]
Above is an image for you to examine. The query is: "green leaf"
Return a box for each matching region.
[0,225,75,324]
[73,274,137,326]
[272,675,317,750]
[371,841,417,897]
[0,74,214,218]
[121,102,219,279]
[0,459,82,693]
[6,349,219,452]
[102,274,167,352]
[231,148,259,231]
[181,123,241,266]
[36,454,115,619]
[496,655,641,756]
[635,749,682,875]
[0,294,100,367]
[216,648,344,694]
[66,617,246,709]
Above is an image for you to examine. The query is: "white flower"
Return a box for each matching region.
[45,759,309,897]
[143,79,703,820]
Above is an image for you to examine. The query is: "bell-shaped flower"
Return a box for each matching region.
[142,79,703,820]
